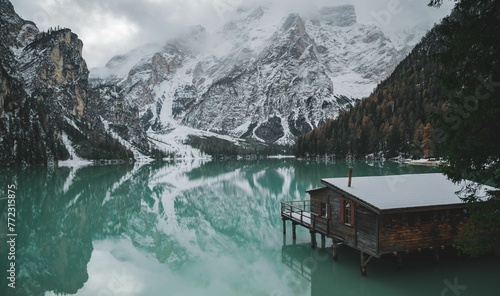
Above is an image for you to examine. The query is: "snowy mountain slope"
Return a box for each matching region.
[91,4,429,151]
[0,0,149,165]
[89,43,162,83]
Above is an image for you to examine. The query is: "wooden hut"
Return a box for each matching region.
[281,172,494,275]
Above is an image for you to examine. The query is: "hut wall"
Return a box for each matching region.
[309,188,379,256]
[327,190,356,246]
[356,205,378,256]
[379,208,467,254]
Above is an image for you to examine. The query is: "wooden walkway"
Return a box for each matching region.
[281,200,313,227]
[281,199,372,274]
[280,200,331,247]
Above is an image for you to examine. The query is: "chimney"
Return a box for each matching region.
[348,167,353,187]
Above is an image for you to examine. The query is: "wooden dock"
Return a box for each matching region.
[281,200,330,249]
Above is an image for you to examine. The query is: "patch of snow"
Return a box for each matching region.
[404,158,443,166]
[267,155,295,159]
[58,132,94,167]
[90,43,162,81]
[64,116,82,133]
[102,162,150,206]
[66,193,82,208]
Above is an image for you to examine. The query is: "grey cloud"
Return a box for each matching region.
[12,0,454,68]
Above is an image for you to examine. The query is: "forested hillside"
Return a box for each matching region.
[295,25,447,159]
[295,0,500,255]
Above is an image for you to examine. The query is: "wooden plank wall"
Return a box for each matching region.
[356,205,378,256]
[310,188,378,256]
[379,209,466,254]
[328,191,356,246]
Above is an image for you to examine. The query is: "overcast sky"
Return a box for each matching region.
[13,0,454,69]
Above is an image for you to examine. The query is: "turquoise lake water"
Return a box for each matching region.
[0,159,498,295]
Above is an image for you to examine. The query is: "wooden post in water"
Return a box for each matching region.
[321,234,326,249]
[433,247,440,263]
[282,219,286,235]
[396,252,403,270]
[360,252,373,276]
[360,252,367,276]
[332,242,338,260]
[310,231,316,249]
[292,222,297,240]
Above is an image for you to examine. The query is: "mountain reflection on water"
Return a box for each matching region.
[0,160,498,296]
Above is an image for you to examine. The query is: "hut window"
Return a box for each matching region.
[340,200,355,225]
[344,201,351,224]
[321,202,327,217]
[340,199,355,225]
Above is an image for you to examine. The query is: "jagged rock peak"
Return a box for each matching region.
[233,5,266,21]
[265,13,315,62]
[1,0,145,166]
[281,13,307,36]
[318,5,356,27]
[25,28,84,55]
[0,0,38,49]
[88,0,431,150]
[247,6,265,20]
[17,28,89,119]
[222,6,267,36]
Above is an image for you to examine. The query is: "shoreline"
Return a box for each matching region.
[404,159,442,167]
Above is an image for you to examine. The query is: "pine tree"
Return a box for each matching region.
[430,0,500,256]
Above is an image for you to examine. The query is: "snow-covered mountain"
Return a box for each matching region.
[91,4,428,150]
[0,0,149,165]
[1,0,431,164]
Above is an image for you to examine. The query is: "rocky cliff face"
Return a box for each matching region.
[86,83,150,154]
[0,0,36,114]
[92,4,426,152]
[0,0,149,165]
[20,29,88,117]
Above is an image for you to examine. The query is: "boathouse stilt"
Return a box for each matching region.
[321,234,326,249]
[396,252,404,270]
[360,252,373,276]
[310,231,316,248]
[433,247,440,263]
[332,242,339,260]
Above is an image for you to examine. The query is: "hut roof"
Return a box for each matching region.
[321,173,496,211]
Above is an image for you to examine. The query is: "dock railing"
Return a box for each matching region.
[281,200,317,227]
[281,200,331,237]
